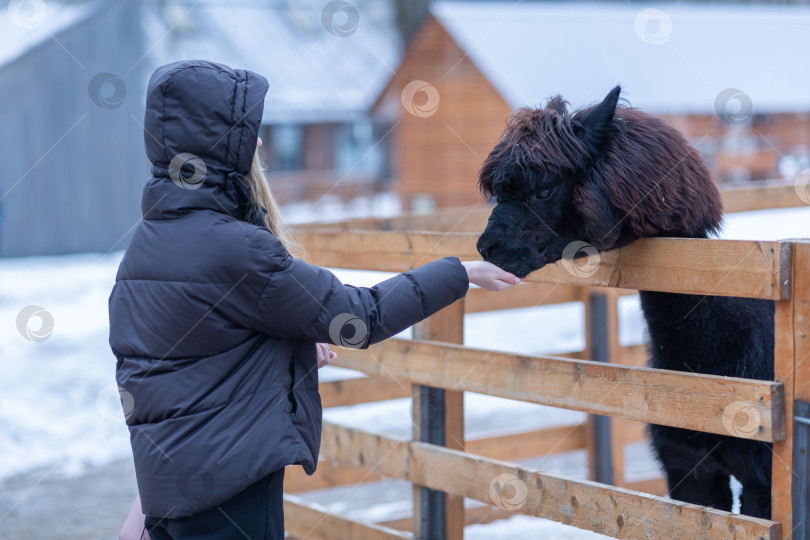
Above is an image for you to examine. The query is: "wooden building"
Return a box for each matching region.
[0,0,404,257]
[0,0,147,257]
[375,2,810,211]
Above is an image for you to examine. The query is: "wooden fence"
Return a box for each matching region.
[284,181,809,539]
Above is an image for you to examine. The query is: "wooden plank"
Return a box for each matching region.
[796,248,810,401]
[773,241,810,537]
[296,230,790,300]
[553,344,647,367]
[465,282,581,312]
[283,493,412,540]
[292,206,489,233]
[319,377,411,408]
[613,419,648,444]
[295,229,479,271]
[467,424,588,461]
[284,460,382,493]
[331,339,784,442]
[381,504,515,531]
[623,477,668,497]
[285,424,587,493]
[722,181,808,214]
[466,283,635,313]
[302,466,662,526]
[320,422,780,540]
[790,243,810,540]
[411,301,465,540]
[772,256,796,533]
[615,344,647,367]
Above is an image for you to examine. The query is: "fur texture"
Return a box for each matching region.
[477,85,774,519]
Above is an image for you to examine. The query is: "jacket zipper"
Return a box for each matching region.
[288,353,298,419]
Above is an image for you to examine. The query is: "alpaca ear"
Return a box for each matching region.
[573,85,621,154]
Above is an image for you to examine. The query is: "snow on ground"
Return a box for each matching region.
[283,192,402,225]
[0,251,129,480]
[1,204,808,535]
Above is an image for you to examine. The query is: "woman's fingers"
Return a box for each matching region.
[316,342,332,368]
[489,277,521,292]
[462,260,520,291]
[490,264,520,285]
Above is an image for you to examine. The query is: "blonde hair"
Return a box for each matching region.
[244,151,303,257]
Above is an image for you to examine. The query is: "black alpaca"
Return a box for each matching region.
[475,86,774,519]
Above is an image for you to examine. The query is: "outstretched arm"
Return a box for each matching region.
[249,229,520,348]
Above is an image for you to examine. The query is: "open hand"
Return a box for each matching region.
[461,261,521,292]
[316,342,336,368]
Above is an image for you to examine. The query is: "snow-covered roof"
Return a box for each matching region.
[431,2,810,114]
[0,0,102,69]
[142,0,402,124]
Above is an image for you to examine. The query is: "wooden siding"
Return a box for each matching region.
[0,2,148,257]
[376,16,512,210]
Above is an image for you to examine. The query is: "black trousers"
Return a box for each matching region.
[144,468,285,540]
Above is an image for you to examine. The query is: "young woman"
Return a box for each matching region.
[109,60,519,540]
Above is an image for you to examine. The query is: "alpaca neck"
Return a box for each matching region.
[637,290,774,379]
[638,290,705,362]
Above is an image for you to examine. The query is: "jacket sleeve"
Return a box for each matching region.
[249,232,469,347]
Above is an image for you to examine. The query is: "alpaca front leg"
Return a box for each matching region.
[649,425,733,511]
[664,464,733,512]
[739,478,771,519]
[735,439,772,519]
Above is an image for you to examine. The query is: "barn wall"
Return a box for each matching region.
[376,16,512,211]
[0,0,148,258]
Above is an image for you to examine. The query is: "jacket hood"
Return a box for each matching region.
[144,59,269,179]
[141,60,269,223]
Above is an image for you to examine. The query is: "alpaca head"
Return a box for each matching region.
[476,85,723,278]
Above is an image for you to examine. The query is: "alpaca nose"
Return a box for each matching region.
[477,234,498,259]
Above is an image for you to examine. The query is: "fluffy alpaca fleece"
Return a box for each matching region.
[476,86,774,519]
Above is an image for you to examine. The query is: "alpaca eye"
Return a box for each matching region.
[524,187,554,205]
[531,188,553,202]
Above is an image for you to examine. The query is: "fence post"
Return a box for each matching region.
[793,401,810,539]
[412,299,465,540]
[773,241,810,539]
[585,290,615,485]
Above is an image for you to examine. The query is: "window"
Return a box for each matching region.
[267,124,304,171]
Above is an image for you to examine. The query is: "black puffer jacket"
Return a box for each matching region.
[108,60,469,519]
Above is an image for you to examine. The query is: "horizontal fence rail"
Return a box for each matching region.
[293,181,807,235]
[294,230,791,300]
[318,377,412,407]
[320,421,781,540]
[285,423,590,493]
[284,494,412,540]
[330,339,785,442]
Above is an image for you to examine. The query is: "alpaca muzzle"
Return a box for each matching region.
[476,231,499,260]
